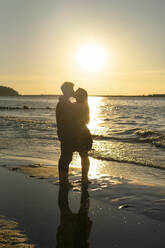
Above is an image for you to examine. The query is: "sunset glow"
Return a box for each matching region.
[76,43,108,73]
[0,0,165,95]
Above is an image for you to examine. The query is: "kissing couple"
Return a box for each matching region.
[56,82,93,186]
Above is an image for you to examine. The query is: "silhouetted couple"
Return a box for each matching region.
[56,82,93,185]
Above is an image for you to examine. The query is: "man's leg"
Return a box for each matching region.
[58,142,73,184]
[79,151,90,184]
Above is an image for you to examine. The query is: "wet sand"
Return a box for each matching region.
[0,215,34,247]
[0,164,165,248]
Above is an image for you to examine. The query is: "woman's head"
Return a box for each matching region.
[74,88,88,103]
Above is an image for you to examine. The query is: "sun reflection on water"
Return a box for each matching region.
[71,154,104,179]
[88,96,103,133]
[70,96,108,180]
[88,157,102,179]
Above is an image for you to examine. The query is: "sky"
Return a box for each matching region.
[0,0,165,95]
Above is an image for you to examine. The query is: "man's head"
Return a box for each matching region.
[61,82,74,98]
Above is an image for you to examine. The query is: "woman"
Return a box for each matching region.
[72,88,93,184]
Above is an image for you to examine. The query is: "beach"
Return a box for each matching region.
[1,0,165,245]
[1,95,165,247]
[1,159,165,247]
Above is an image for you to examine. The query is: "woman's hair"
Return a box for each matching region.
[74,88,89,124]
[74,88,88,103]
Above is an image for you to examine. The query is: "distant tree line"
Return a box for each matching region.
[0,86,19,96]
[148,94,165,97]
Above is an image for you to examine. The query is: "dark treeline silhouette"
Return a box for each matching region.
[148,94,165,97]
[0,86,19,96]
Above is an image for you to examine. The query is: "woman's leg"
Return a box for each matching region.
[79,151,90,183]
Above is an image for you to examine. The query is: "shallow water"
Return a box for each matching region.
[0,95,165,187]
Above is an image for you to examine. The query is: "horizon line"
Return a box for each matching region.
[20,93,165,97]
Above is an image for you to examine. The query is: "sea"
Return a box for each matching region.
[1,95,165,187]
[1,95,165,247]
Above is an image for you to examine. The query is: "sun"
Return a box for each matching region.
[76,42,108,73]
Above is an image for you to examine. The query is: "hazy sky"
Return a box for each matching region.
[0,0,165,95]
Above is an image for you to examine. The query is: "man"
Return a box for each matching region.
[56,82,75,185]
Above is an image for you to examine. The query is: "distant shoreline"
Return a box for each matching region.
[0,86,19,96]
[1,85,165,97]
[19,94,165,97]
[1,93,165,97]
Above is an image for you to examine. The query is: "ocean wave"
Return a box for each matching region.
[135,129,165,148]
[135,129,162,138]
[92,134,138,143]
[92,128,165,149]
[0,106,55,110]
[89,151,165,171]
[0,116,56,127]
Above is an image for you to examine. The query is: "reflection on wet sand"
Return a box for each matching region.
[56,185,92,248]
